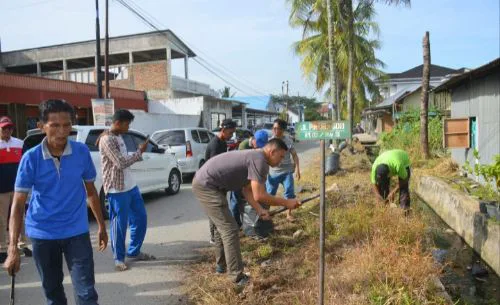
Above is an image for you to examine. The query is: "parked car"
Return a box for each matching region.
[151,128,214,177]
[211,127,254,150]
[23,126,182,219]
[253,123,274,138]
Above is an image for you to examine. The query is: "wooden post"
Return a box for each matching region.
[319,139,326,305]
[420,31,430,159]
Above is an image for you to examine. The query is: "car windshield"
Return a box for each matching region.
[23,131,78,152]
[155,130,186,146]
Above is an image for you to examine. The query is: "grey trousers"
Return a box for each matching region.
[192,181,243,282]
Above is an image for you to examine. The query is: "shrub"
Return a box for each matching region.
[379,109,446,161]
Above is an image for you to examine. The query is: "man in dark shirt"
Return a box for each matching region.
[205,119,237,160]
[205,119,237,244]
[193,138,300,286]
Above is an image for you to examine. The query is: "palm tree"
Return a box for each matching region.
[288,0,385,122]
[219,86,236,98]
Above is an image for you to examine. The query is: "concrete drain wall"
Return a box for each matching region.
[416,176,500,276]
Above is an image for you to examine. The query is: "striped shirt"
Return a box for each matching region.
[98,131,142,193]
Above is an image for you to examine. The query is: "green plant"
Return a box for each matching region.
[256,244,273,259]
[463,152,500,196]
[379,109,445,160]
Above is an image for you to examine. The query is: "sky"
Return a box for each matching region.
[0,0,498,99]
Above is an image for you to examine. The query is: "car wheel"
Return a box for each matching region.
[166,169,181,195]
[99,188,110,220]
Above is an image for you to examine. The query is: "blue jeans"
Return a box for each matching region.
[266,172,296,199]
[31,233,98,305]
[108,186,147,262]
[230,190,245,227]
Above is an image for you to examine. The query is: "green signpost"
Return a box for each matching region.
[296,120,351,141]
[296,120,351,305]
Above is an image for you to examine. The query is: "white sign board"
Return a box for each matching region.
[91,99,115,126]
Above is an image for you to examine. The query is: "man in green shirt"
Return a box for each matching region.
[370,149,411,209]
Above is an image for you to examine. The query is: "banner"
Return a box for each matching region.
[91,99,115,126]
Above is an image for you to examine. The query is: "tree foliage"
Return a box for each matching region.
[287,0,385,122]
[270,94,325,121]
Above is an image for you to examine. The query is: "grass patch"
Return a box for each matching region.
[186,150,446,305]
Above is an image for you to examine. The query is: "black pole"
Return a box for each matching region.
[95,0,103,98]
[104,0,110,98]
[319,139,325,305]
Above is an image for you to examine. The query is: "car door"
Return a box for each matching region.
[119,133,147,190]
[189,129,204,166]
[198,129,212,158]
[129,132,167,191]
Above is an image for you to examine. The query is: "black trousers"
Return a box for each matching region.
[377,167,411,209]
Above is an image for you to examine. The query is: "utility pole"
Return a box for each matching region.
[95,0,103,98]
[104,0,110,98]
[326,0,337,122]
[285,80,289,123]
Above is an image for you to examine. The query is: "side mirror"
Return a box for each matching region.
[152,146,165,154]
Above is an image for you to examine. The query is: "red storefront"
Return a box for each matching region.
[0,73,147,138]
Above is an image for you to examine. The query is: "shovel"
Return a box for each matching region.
[10,275,15,305]
[269,183,338,217]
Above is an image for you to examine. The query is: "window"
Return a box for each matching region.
[156,130,186,146]
[444,118,471,148]
[129,132,155,153]
[198,130,210,143]
[85,129,106,151]
[121,134,138,152]
[191,130,201,143]
[23,131,77,153]
[211,113,226,130]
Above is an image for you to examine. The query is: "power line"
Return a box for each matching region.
[113,0,272,100]
[123,0,272,96]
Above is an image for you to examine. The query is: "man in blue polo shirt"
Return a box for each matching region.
[3,99,108,305]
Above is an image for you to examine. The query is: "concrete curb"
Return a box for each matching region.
[416,175,500,276]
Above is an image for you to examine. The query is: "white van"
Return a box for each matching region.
[151,128,215,177]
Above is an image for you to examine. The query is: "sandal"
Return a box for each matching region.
[115,261,128,271]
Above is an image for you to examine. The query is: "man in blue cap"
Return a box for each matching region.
[230,130,269,227]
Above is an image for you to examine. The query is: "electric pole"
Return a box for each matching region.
[104,0,110,98]
[326,0,337,121]
[95,0,103,98]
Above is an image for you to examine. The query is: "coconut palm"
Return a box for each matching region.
[339,0,411,132]
[288,0,385,122]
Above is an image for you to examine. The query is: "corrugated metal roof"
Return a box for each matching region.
[433,57,500,92]
[370,84,421,109]
[223,96,271,111]
[0,72,145,100]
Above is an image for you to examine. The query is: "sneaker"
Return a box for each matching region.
[236,274,250,287]
[215,264,226,274]
[128,252,156,261]
[21,247,33,257]
[0,252,7,264]
[115,261,128,271]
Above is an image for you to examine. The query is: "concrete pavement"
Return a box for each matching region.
[0,140,319,305]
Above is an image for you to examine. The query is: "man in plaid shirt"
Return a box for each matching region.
[98,109,155,271]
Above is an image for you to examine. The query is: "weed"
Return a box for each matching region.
[256,244,273,259]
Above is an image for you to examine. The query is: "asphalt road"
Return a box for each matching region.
[0,140,319,305]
